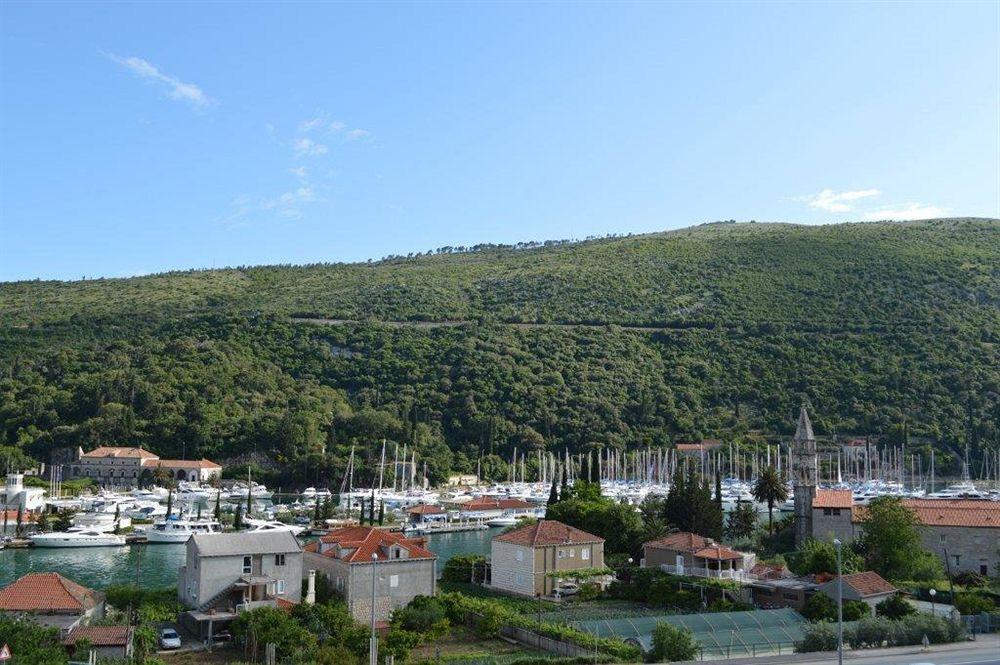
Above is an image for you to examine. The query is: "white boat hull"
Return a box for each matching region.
[30,533,125,548]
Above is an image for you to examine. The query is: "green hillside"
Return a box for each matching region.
[1,218,998,485]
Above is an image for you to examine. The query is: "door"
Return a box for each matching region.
[675,554,684,575]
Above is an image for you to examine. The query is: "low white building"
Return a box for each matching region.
[0,473,46,512]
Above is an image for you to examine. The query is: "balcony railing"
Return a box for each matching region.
[236,599,277,613]
[658,563,760,583]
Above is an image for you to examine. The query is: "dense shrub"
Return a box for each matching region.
[843,600,871,621]
[795,621,839,653]
[952,571,989,588]
[802,593,837,622]
[954,593,996,615]
[648,623,699,663]
[875,595,916,619]
[440,554,486,584]
[392,596,449,636]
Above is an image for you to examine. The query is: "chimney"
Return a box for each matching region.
[305,569,316,605]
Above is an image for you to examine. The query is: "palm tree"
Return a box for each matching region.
[752,465,788,534]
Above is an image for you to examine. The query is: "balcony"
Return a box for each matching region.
[658,563,760,583]
[236,599,278,613]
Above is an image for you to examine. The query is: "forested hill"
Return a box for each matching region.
[1,218,998,486]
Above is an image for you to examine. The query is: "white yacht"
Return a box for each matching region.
[486,515,519,527]
[146,517,223,543]
[30,530,126,548]
[70,511,131,533]
[242,517,305,536]
[926,481,983,499]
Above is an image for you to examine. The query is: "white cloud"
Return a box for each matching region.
[288,166,308,178]
[298,117,326,133]
[293,138,328,156]
[345,128,370,140]
[328,121,346,132]
[262,186,320,218]
[859,203,947,221]
[107,53,214,108]
[801,188,881,213]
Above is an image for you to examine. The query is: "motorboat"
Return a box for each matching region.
[486,515,519,527]
[30,530,126,548]
[70,512,131,533]
[242,518,305,536]
[147,517,223,543]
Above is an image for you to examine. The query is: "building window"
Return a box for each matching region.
[558,549,566,559]
[953,555,961,567]
[939,534,947,544]
[569,549,575,558]
[582,549,590,561]
[275,554,285,566]
[243,556,252,574]
[276,579,286,594]
[516,550,524,562]
[980,561,989,575]
[390,575,399,588]
[831,508,841,516]
[336,577,344,590]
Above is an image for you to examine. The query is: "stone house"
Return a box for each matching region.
[303,526,437,623]
[62,626,134,659]
[407,504,447,525]
[0,573,105,632]
[65,446,222,487]
[642,532,755,578]
[810,495,1000,576]
[490,520,605,598]
[177,531,302,639]
[818,571,897,612]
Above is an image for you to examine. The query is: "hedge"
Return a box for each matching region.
[439,592,642,662]
[796,614,965,653]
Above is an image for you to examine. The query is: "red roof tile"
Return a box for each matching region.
[644,532,713,552]
[317,527,437,563]
[62,626,132,647]
[837,571,896,597]
[408,504,445,515]
[81,447,158,459]
[813,489,853,509]
[693,545,744,561]
[852,499,1000,528]
[493,520,603,547]
[0,573,101,613]
[463,497,534,510]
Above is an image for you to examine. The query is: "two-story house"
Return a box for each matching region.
[304,526,438,623]
[490,520,604,598]
[177,531,302,639]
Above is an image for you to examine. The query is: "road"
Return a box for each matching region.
[672,637,1000,665]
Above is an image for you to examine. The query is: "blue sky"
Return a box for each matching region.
[1,1,997,281]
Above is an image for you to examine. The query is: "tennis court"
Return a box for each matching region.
[569,607,806,658]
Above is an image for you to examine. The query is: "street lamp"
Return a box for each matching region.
[833,539,843,665]
[929,588,937,617]
[370,552,379,665]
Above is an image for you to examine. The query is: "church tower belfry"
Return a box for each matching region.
[791,405,818,547]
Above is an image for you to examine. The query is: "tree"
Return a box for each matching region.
[15,504,23,538]
[802,592,837,621]
[213,491,222,520]
[378,500,385,525]
[649,622,699,662]
[726,500,757,541]
[232,606,315,662]
[165,488,173,519]
[113,503,121,534]
[787,539,862,576]
[751,465,788,535]
[234,503,244,530]
[857,497,942,582]
[392,595,449,637]
[547,474,559,506]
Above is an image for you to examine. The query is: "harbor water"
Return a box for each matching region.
[0,526,495,590]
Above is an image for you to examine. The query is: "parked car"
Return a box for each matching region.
[293,515,311,525]
[553,582,580,598]
[211,629,232,643]
[159,628,182,650]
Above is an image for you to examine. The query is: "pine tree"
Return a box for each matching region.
[663,465,688,530]
[213,492,221,521]
[560,464,570,500]
[715,471,723,512]
[378,500,385,525]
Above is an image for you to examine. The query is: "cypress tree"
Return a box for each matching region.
[234,504,243,530]
[591,451,601,483]
[213,492,221,521]
[547,475,559,506]
[580,455,590,486]
[715,471,723,512]
[560,464,568,496]
[378,500,385,525]
[313,497,321,525]
[166,489,173,519]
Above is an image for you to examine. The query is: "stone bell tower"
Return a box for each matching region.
[791,405,817,547]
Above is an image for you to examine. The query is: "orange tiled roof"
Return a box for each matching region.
[837,571,896,597]
[62,626,132,647]
[0,573,101,613]
[317,526,437,562]
[852,499,1000,528]
[463,497,534,510]
[81,446,158,459]
[813,489,853,509]
[493,520,603,547]
[145,459,221,469]
[408,504,445,515]
[693,545,744,561]
[644,531,715,552]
